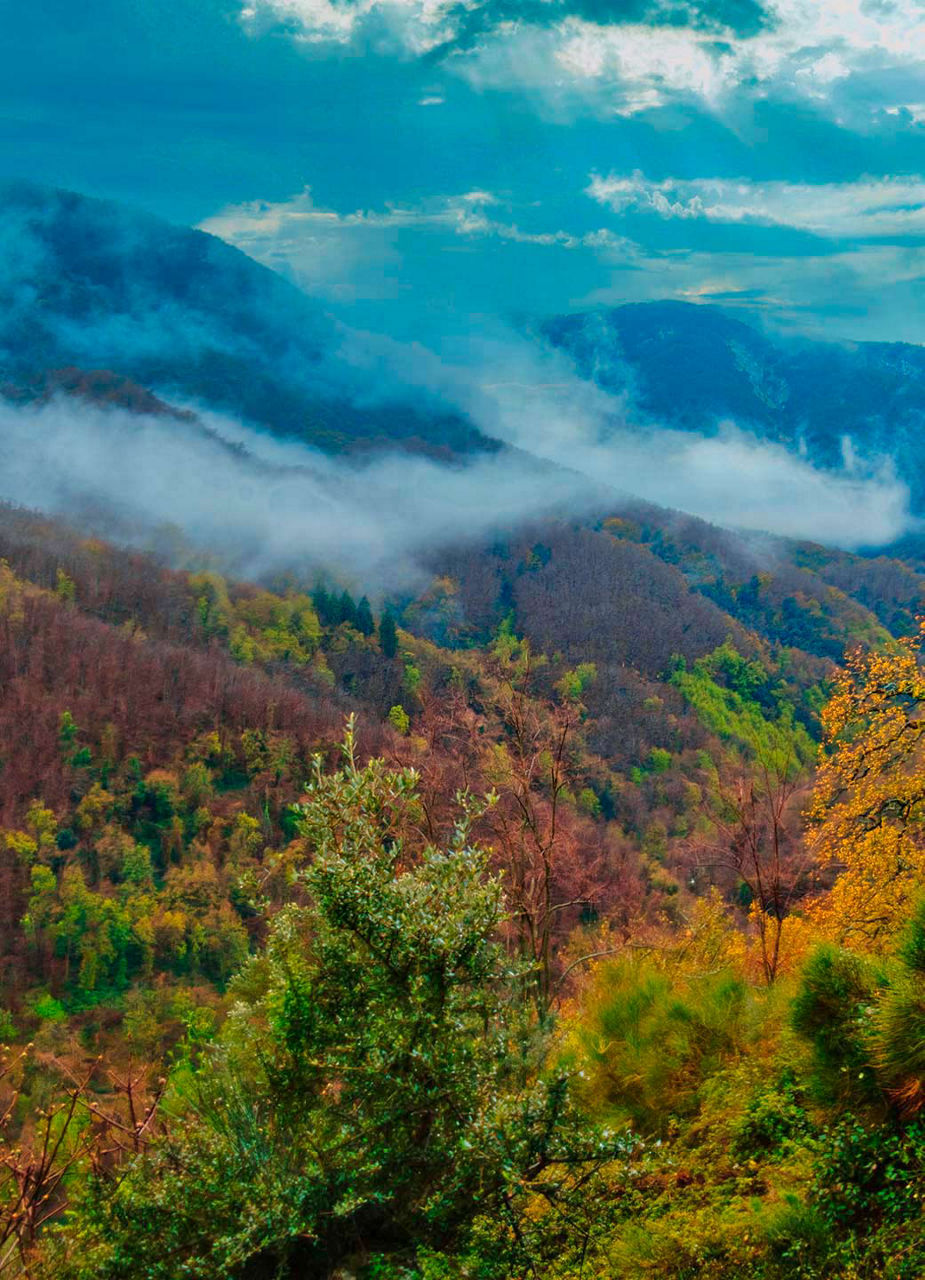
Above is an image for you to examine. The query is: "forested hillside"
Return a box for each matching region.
[543,302,925,514]
[7,0,925,1267]
[0,184,493,459]
[1,494,925,1276]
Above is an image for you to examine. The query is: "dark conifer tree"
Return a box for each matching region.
[379,610,398,659]
[356,596,375,637]
[339,590,358,629]
[311,585,336,627]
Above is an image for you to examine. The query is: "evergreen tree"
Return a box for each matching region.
[338,590,358,629]
[355,595,375,637]
[310,585,335,627]
[379,609,398,659]
[48,725,610,1278]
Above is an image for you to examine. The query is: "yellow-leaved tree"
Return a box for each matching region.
[810,624,925,948]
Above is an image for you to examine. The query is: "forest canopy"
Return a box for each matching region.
[0,507,925,1277]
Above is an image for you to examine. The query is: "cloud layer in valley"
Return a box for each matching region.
[0,398,597,591]
[0,372,912,598]
[453,337,915,549]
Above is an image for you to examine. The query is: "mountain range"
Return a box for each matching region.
[543,302,925,507]
[5,182,925,1280]
[0,182,492,460]
[3,181,925,525]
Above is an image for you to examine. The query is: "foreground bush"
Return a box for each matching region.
[43,725,619,1278]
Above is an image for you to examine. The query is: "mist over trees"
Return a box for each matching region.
[4,2,925,1270]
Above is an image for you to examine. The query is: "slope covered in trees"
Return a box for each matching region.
[1,500,925,1276]
[0,183,494,459]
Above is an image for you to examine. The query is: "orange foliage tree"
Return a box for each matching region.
[809,624,925,949]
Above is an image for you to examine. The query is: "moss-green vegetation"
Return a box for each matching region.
[669,642,817,771]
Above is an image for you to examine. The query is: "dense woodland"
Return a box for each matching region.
[2,497,925,1276]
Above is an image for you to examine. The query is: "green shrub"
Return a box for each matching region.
[732,1073,813,1159]
[870,903,925,1108]
[573,960,754,1131]
[0,1006,16,1041]
[898,899,925,975]
[33,993,67,1023]
[790,946,881,1105]
[873,979,925,1107]
[46,728,615,1279]
[603,1204,759,1279]
[761,1197,833,1279]
[813,1118,925,1232]
[388,704,410,735]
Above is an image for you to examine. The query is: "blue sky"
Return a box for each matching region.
[4,0,925,343]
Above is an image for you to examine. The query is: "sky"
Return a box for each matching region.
[2,0,924,343]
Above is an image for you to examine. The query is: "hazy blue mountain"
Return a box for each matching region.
[543,301,925,506]
[0,183,494,458]
[6,183,925,522]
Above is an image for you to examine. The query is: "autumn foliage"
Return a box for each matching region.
[2,498,925,1276]
[809,624,925,948]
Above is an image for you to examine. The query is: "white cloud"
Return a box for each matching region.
[0,397,599,591]
[462,341,914,547]
[529,1,925,121]
[241,0,458,54]
[200,187,638,299]
[886,102,925,124]
[242,0,360,44]
[247,0,925,125]
[586,172,925,239]
[0,370,912,589]
[551,20,737,115]
[243,0,925,124]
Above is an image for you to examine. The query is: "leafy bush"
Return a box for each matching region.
[602,1203,761,1280]
[32,993,67,1023]
[898,899,925,975]
[790,946,881,1104]
[0,1006,17,1041]
[571,959,755,1130]
[761,1197,833,1279]
[813,1118,925,1232]
[46,726,616,1278]
[732,1073,813,1159]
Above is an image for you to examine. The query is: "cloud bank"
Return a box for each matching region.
[0,398,598,591]
[587,173,925,240]
[243,0,925,127]
[451,337,914,548]
[0,360,912,599]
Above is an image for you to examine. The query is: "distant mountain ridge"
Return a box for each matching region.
[0,182,495,459]
[5,182,925,534]
[542,301,925,508]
